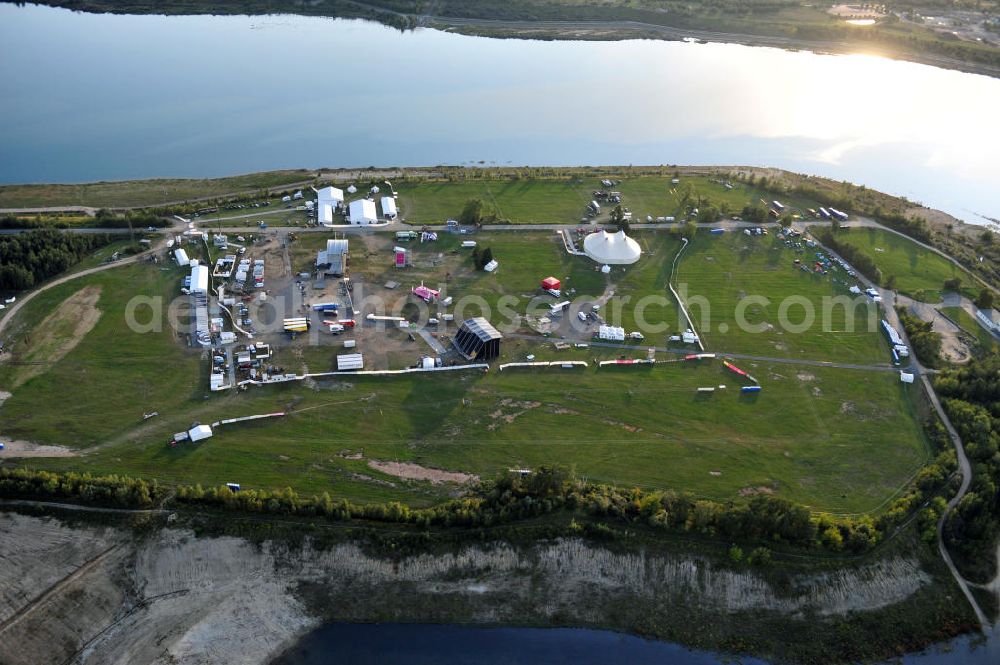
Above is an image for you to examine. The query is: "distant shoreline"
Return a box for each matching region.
[18,1,1000,80]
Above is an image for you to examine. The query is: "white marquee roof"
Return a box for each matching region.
[583,229,641,265]
[316,186,344,203]
[348,199,377,224]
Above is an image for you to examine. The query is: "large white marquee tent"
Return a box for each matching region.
[583,229,641,265]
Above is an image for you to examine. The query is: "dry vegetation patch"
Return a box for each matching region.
[5,285,102,388]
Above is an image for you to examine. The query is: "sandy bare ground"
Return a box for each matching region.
[368,459,478,485]
[900,295,971,363]
[4,285,102,388]
[0,440,78,458]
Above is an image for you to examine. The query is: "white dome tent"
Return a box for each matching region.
[583,229,641,265]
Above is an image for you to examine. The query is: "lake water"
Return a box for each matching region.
[270,623,1000,665]
[1,4,998,225]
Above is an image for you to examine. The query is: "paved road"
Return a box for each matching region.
[1,212,990,626]
[808,229,988,629]
[0,223,179,339]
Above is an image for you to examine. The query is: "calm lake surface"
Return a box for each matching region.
[2,5,999,223]
[270,623,1000,665]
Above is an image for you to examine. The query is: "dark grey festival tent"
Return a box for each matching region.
[452,317,502,362]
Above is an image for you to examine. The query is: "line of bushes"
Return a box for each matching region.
[0,211,168,230]
[815,229,884,285]
[170,460,956,555]
[2,448,956,556]
[896,307,944,368]
[0,468,165,508]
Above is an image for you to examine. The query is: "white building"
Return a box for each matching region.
[381,196,398,220]
[174,248,190,267]
[315,186,344,226]
[583,229,641,265]
[598,325,625,341]
[348,199,378,225]
[190,262,209,294]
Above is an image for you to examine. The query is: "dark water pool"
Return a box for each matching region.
[270,623,999,665]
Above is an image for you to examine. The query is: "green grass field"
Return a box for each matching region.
[677,231,887,364]
[828,227,973,302]
[395,175,819,225]
[0,225,932,514]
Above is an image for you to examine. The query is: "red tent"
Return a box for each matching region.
[541,276,561,290]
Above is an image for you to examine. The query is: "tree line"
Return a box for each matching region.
[0,468,164,508]
[816,229,885,285]
[0,229,114,291]
[171,457,954,555]
[936,356,1000,582]
[2,452,957,556]
[896,307,943,368]
[0,211,168,230]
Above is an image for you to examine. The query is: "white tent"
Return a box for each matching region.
[583,229,641,265]
[337,353,364,371]
[188,424,213,442]
[319,203,338,225]
[348,199,377,225]
[190,263,209,294]
[316,186,344,206]
[381,196,398,220]
[316,187,344,225]
[346,185,357,194]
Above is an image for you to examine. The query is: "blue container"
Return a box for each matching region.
[710,228,725,235]
[741,386,762,393]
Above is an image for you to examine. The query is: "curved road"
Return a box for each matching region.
[808,229,987,629]
[0,213,991,626]
[0,225,178,339]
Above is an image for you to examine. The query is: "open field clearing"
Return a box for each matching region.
[827,227,973,302]
[395,175,820,225]
[0,225,931,513]
[0,170,315,209]
[20,349,931,514]
[0,264,202,447]
[676,232,887,363]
